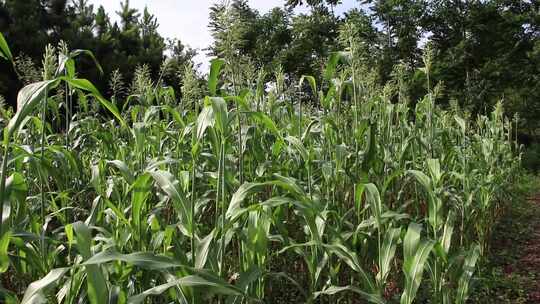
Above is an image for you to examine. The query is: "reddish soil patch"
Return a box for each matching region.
[522,195,540,303]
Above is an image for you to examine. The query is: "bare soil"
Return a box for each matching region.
[471,191,540,303]
[519,195,540,302]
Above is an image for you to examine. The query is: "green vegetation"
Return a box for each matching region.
[470,176,540,303]
[0,10,526,301]
[0,1,538,145]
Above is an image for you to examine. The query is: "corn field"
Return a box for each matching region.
[0,28,523,304]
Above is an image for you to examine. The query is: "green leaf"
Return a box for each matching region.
[427,158,442,185]
[299,75,317,95]
[0,231,11,273]
[441,210,455,255]
[360,183,382,229]
[407,170,442,231]
[196,104,215,140]
[148,170,191,235]
[84,249,182,269]
[208,96,229,136]
[65,224,74,248]
[322,83,336,109]
[301,119,318,142]
[195,232,214,269]
[21,268,69,304]
[456,245,480,304]
[234,265,263,293]
[227,196,295,224]
[403,223,421,264]
[149,170,184,203]
[6,80,60,142]
[0,32,12,61]
[57,49,103,77]
[71,49,103,75]
[361,123,377,178]
[208,58,225,96]
[162,105,185,128]
[130,174,152,242]
[226,182,266,219]
[401,223,435,304]
[127,274,243,304]
[3,172,27,224]
[323,51,348,81]
[355,183,366,210]
[62,78,126,127]
[274,175,309,204]
[324,52,340,81]
[285,136,308,162]
[57,54,75,78]
[73,222,109,304]
[407,170,432,191]
[314,285,384,304]
[248,112,281,137]
[377,227,401,285]
[454,115,466,133]
[323,243,377,293]
[107,160,134,184]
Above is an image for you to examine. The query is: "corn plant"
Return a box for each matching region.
[0,26,524,304]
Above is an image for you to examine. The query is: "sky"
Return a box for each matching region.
[87,0,358,71]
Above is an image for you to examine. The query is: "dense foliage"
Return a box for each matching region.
[0,0,197,104]
[0,13,524,302]
[214,0,540,143]
[0,1,538,141]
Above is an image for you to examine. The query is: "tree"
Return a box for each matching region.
[208,0,259,59]
[0,0,49,103]
[283,5,340,77]
[286,0,342,10]
[0,0,192,108]
[253,7,293,69]
[208,0,340,83]
[359,0,426,83]
[163,38,199,97]
[423,0,539,117]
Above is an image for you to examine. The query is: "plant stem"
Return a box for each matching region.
[191,154,197,266]
[219,139,226,277]
[0,142,10,236]
[39,87,48,270]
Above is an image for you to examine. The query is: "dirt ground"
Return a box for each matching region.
[470,190,540,303]
[518,195,540,302]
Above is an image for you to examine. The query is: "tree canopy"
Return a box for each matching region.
[0,0,538,136]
